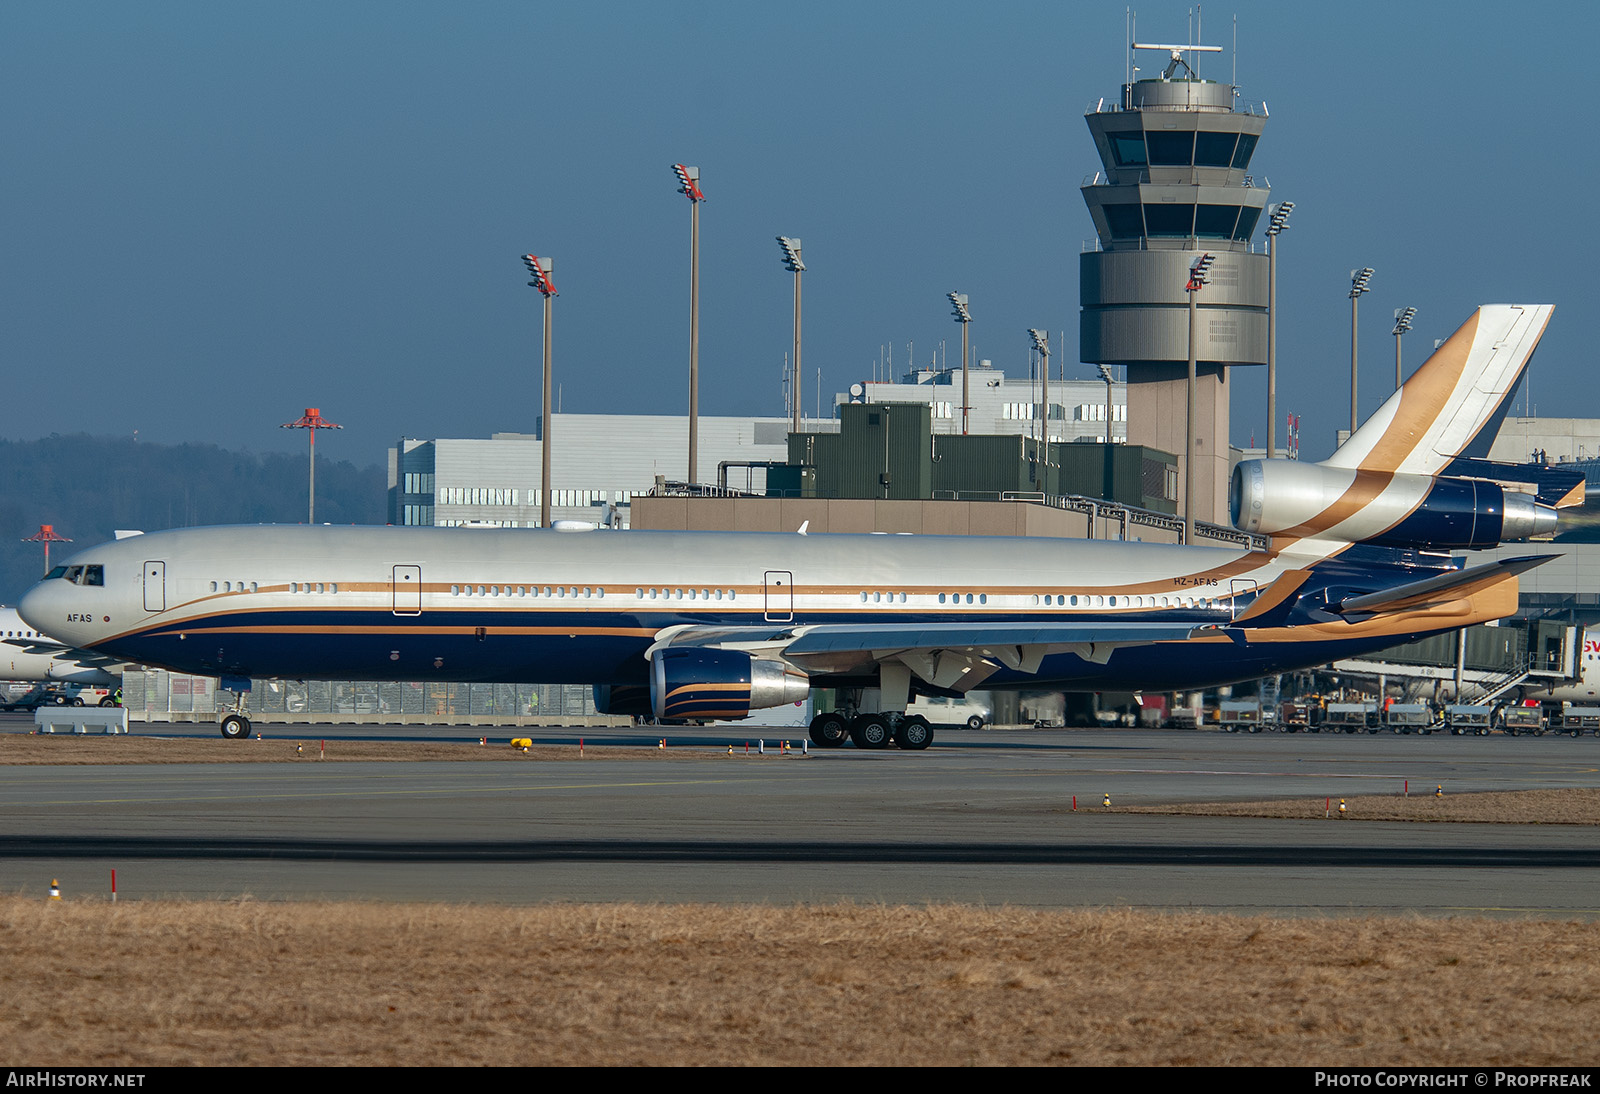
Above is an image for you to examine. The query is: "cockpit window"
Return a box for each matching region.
[45,566,68,580]
[82,565,103,586]
[55,564,103,586]
[64,566,83,583]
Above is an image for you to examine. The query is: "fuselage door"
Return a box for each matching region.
[143,561,166,612]
[1229,578,1259,621]
[395,562,425,614]
[764,571,794,623]
[392,565,422,616]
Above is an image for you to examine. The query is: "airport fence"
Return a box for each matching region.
[119,669,619,725]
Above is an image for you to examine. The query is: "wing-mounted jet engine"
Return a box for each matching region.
[596,647,810,723]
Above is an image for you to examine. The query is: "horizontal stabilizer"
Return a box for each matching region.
[1439,456,1586,509]
[1334,555,1553,619]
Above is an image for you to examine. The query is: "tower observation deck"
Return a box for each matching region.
[1080,41,1270,525]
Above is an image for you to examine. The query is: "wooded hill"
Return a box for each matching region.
[0,434,385,604]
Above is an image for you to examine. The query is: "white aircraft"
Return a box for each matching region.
[0,606,117,687]
[18,305,1568,746]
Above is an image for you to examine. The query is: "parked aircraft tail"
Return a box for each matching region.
[1230,305,1558,555]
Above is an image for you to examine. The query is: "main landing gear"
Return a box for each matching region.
[807,710,934,751]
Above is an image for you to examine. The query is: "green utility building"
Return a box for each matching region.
[778,403,1176,514]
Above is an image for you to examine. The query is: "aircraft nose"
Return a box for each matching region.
[18,578,77,643]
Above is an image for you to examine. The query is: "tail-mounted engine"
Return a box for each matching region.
[1231,459,1557,549]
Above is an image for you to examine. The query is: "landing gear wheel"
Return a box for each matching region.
[808,712,849,748]
[966,714,985,731]
[849,714,891,750]
[894,715,934,751]
[220,714,251,740]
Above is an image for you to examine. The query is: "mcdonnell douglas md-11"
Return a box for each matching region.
[19,305,1574,746]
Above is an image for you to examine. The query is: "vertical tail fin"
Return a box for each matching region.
[1322,304,1552,476]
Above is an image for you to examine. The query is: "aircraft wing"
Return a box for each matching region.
[13,639,130,670]
[650,620,1200,693]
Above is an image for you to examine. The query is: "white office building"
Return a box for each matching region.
[388,414,814,528]
[836,363,1128,444]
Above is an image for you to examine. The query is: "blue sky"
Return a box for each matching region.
[4,1,1594,466]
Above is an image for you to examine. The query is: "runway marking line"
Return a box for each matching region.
[0,775,809,807]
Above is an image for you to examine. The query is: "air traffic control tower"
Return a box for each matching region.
[1080,41,1270,526]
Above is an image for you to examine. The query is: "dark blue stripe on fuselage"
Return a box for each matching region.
[93,602,1465,693]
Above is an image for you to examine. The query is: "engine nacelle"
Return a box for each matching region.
[649,647,811,722]
[592,683,652,717]
[1231,459,1557,549]
[45,662,115,685]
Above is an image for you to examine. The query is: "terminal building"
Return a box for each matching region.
[387,363,1148,532]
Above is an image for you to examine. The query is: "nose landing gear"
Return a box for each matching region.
[218,678,253,739]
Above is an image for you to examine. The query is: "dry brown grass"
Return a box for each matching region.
[2,899,1595,1066]
[1114,788,1600,825]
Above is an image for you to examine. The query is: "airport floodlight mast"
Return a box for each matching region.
[22,524,71,577]
[948,292,971,434]
[1028,328,1051,459]
[1265,201,1293,458]
[1349,267,1375,435]
[1185,253,1216,544]
[280,408,342,524]
[522,253,557,528]
[776,236,804,433]
[1393,306,1417,391]
[672,164,704,483]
